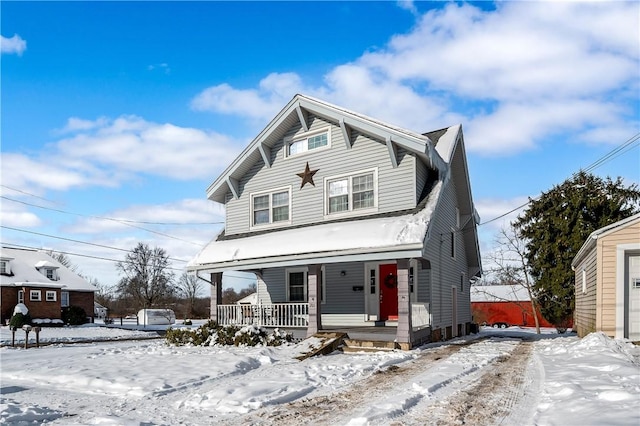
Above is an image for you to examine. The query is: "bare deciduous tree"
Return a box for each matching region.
[480,226,541,334]
[177,273,204,318]
[116,243,175,310]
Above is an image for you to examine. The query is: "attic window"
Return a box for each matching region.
[286,127,330,157]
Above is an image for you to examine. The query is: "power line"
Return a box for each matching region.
[1,196,210,247]
[478,132,640,226]
[0,241,258,282]
[1,225,188,263]
[0,195,223,226]
[0,184,62,205]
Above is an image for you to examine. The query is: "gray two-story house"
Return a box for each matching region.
[188,94,481,349]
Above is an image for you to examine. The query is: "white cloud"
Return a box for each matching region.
[191,73,303,121]
[66,199,225,235]
[1,34,26,56]
[396,1,418,16]
[190,2,639,156]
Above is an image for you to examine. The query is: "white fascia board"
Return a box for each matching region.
[188,244,425,273]
[13,281,65,289]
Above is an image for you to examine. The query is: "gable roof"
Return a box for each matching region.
[0,247,97,292]
[572,213,640,267]
[206,94,448,204]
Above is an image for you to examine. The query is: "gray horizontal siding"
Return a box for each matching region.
[323,263,365,314]
[224,114,417,236]
[423,177,472,328]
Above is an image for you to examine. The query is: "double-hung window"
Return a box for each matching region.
[251,188,291,227]
[287,267,308,302]
[326,169,377,215]
[286,127,330,157]
[46,291,57,302]
[30,290,41,301]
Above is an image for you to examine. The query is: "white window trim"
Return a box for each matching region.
[284,126,331,158]
[286,266,308,302]
[18,290,24,304]
[324,167,378,218]
[46,290,57,302]
[582,268,587,294]
[30,290,42,301]
[249,186,292,230]
[0,260,9,275]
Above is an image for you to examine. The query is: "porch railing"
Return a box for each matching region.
[216,303,309,328]
[412,302,430,330]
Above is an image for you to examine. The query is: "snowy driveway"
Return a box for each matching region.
[1,328,638,425]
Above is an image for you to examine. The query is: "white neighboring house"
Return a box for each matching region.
[1,247,96,324]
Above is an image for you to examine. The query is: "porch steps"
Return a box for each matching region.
[294,332,348,361]
[342,339,399,353]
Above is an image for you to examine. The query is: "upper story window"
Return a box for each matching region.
[45,268,55,280]
[0,258,12,276]
[325,169,377,216]
[251,187,291,228]
[285,127,331,158]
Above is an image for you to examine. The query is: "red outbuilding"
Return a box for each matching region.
[471,285,556,328]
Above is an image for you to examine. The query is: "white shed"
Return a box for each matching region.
[137,309,176,326]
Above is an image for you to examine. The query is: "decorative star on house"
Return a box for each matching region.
[296,162,319,189]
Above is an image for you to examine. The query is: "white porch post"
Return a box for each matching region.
[396,259,413,349]
[210,272,223,322]
[307,264,322,337]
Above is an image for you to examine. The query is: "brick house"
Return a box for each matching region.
[1,247,96,324]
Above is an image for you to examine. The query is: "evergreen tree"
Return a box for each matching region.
[513,171,640,327]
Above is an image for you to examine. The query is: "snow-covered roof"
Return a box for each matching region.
[572,213,640,267]
[470,285,532,302]
[0,247,97,292]
[189,183,442,272]
[237,293,257,305]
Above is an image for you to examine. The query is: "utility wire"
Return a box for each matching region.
[0,184,62,205]
[1,196,209,247]
[0,241,258,282]
[478,132,640,226]
[0,225,188,263]
[0,195,223,226]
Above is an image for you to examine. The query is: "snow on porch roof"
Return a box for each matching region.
[188,182,442,272]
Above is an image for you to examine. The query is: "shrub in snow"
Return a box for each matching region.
[183,319,192,326]
[62,306,88,326]
[9,312,32,329]
[13,303,29,316]
[165,320,292,347]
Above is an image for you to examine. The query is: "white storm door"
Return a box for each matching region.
[627,254,640,340]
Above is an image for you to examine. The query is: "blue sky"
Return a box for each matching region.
[2,1,639,293]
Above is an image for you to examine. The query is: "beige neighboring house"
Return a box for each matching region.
[572,213,640,340]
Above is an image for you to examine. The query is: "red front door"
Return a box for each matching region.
[379,264,398,321]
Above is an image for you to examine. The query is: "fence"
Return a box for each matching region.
[217,303,309,328]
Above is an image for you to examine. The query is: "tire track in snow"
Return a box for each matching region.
[233,337,502,425]
[417,341,534,426]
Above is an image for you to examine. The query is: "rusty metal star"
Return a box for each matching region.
[296,162,319,189]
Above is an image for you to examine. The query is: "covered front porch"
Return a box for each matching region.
[205,258,433,349]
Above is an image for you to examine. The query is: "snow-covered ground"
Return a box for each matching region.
[1,324,638,425]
